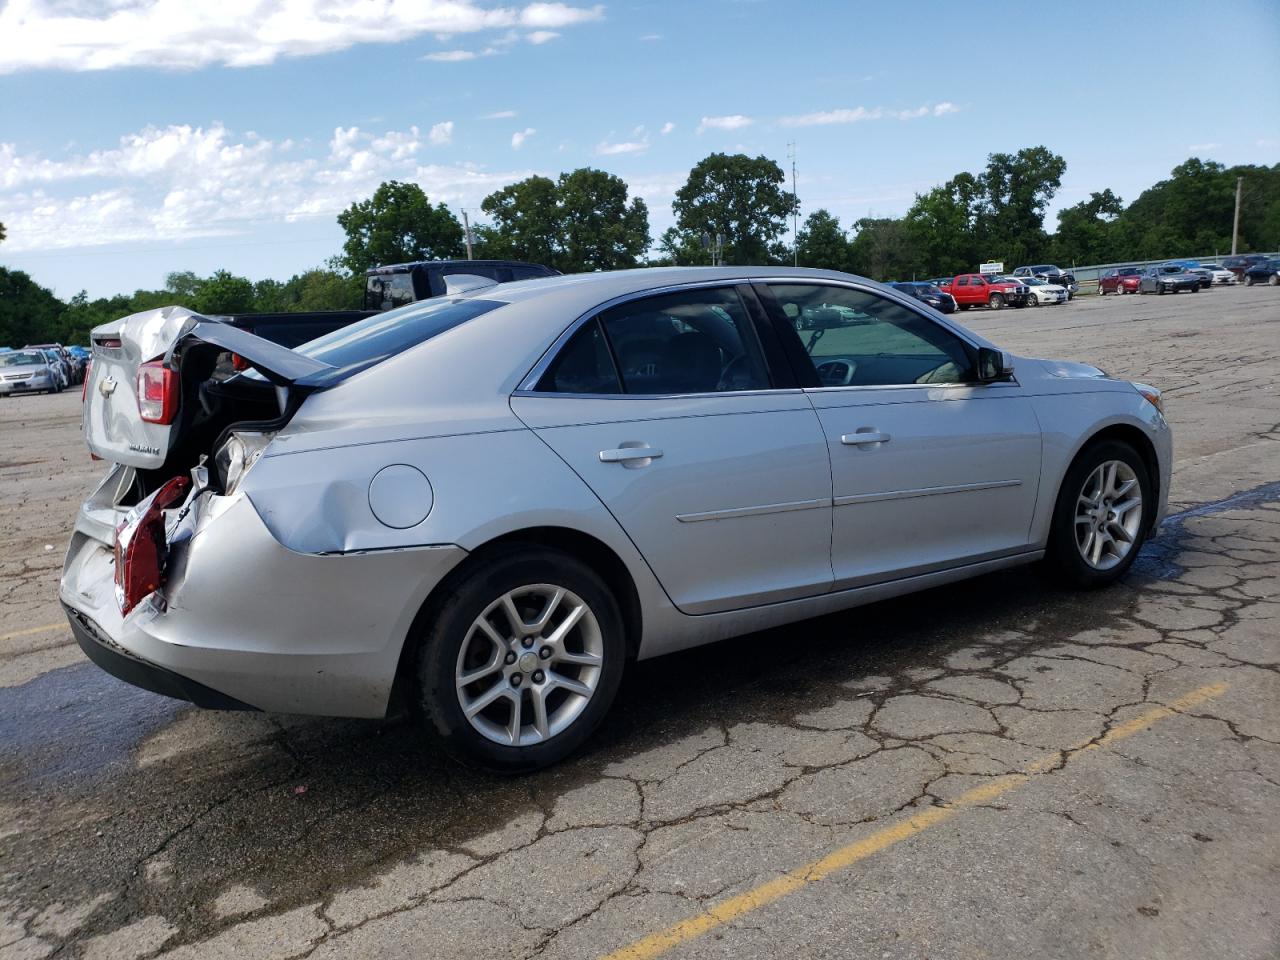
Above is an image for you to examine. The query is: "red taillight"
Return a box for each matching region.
[231,353,249,372]
[136,361,178,424]
[114,475,191,615]
[81,360,92,402]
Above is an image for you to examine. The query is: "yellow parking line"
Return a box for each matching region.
[0,622,68,643]
[603,680,1229,960]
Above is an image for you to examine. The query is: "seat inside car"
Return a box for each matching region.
[661,331,723,393]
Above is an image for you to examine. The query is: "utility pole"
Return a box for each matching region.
[1231,177,1243,255]
[788,142,798,266]
[461,210,474,260]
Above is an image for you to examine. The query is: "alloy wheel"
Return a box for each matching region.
[454,584,604,746]
[1074,460,1143,571]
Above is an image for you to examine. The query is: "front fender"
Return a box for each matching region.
[1028,389,1171,545]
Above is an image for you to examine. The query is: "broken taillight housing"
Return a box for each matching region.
[136,360,179,424]
[114,475,191,615]
[81,360,92,402]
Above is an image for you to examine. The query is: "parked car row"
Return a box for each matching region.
[1099,256,1279,296]
[0,348,75,395]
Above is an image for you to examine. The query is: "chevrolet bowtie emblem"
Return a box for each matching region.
[99,376,117,397]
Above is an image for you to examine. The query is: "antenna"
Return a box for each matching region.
[788,142,798,267]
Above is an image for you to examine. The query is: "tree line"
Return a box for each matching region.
[1,148,1276,347]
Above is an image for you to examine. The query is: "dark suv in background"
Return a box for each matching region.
[363,260,560,310]
[1223,254,1272,280]
[889,281,957,313]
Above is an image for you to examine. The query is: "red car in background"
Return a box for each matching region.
[938,273,1030,310]
[1099,267,1142,295]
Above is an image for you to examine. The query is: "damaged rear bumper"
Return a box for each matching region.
[60,467,468,717]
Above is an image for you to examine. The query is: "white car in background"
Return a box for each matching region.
[1010,276,1068,306]
[1200,264,1238,286]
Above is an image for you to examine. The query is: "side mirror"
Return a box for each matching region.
[977,347,1014,382]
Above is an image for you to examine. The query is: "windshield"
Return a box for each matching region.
[291,296,505,385]
[1,352,48,367]
[1159,266,1186,274]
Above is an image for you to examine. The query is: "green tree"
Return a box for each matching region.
[285,269,363,311]
[0,268,63,346]
[477,175,560,265]
[0,221,6,244]
[337,180,464,274]
[478,169,649,272]
[556,168,649,271]
[847,217,914,281]
[193,270,255,314]
[904,173,983,276]
[1051,189,1124,265]
[795,210,850,271]
[975,146,1067,265]
[671,153,796,265]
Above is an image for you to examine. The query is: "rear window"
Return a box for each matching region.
[293,297,504,385]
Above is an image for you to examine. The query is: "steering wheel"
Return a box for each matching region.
[815,359,856,386]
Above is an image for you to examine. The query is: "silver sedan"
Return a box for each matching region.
[63,268,1170,770]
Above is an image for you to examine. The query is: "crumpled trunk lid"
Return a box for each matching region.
[84,306,197,469]
[83,306,333,469]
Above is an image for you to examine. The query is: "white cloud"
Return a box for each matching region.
[640,33,661,41]
[779,103,960,126]
[0,122,537,252]
[429,121,454,146]
[661,122,675,135]
[511,128,537,149]
[481,110,518,120]
[1188,142,1221,152]
[0,1,604,74]
[526,30,561,44]
[422,49,479,62]
[595,138,649,156]
[697,115,754,134]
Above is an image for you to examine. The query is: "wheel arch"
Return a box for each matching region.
[390,525,645,709]
[1056,422,1162,537]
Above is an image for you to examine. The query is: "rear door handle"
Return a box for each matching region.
[599,445,663,466]
[841,431,890,446]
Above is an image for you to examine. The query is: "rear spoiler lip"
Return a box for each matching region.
[168,320,334,387]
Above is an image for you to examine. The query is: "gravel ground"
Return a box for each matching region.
[1,284,1278,960]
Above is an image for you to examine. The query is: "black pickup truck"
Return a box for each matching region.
[219,259,558,348]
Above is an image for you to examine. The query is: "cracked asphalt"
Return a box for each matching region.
[2,285,1279,960]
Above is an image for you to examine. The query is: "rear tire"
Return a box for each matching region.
[411,546,626,773]
[1045,440,1153,588]
[1246,275,1255,286]
[1270,274,1279,286]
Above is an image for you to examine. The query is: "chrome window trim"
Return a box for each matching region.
[515,274,1007,397]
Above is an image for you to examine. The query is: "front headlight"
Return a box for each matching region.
[1132,382,1164,415]
[214,430,274,495]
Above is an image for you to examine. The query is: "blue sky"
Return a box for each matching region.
[1,0,1277,299]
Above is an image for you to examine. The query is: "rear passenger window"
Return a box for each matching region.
[599,287,769,395]
[536,320,622,394]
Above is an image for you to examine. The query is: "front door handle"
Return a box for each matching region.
[841,431,890,446]
[599,444,663,467]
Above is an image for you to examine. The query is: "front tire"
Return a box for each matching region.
[988,293,1005,310]
[1045,440,1153,588]
[1246,274,1255,286]
[1028,293,1040,307]
[1270,274,1279,286]
[412,546,625,772]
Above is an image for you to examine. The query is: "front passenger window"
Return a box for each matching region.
[768,284,976,387]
